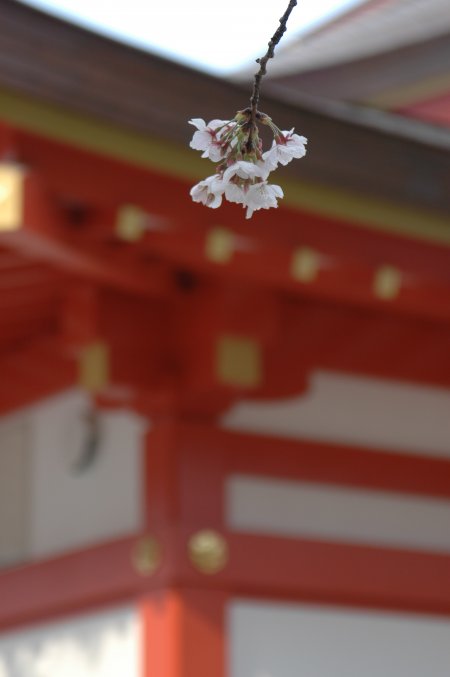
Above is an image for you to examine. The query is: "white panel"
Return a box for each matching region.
[228,475,450,553]
[222,370,450,457]
[229,601,450,677]
[0,606,139,677]
[0,421,29,566]
[28,390,146,558]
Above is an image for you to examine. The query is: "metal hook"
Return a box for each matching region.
[70,408,101,474]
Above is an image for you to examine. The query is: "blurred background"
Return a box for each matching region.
[0,0,450,675]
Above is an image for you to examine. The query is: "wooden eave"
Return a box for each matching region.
[267,32,450,108]
[1,1,450,418]
[0,0,449,226]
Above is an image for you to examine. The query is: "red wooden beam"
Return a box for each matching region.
[149,421,450,616]
[0,536,145,632]
[3,124,448,282]
[0,337,75,415]
[2,420,450,635]
[144,226,450,325]
[2,524,449,636]
[176,423,450,527]
[174,530,450,616]
[2,123,450,324]
[0,173,172,299]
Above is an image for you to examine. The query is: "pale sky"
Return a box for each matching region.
[20,0,365,74]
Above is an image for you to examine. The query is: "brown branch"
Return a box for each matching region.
[249,0,298,122]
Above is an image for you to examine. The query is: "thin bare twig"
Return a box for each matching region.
[249,0,298,122]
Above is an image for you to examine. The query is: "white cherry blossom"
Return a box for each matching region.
[263,129,307,169]
[244,182,284,219]
[223,160,265,183]
[188,118,230,161]
[225,183,246,205]
[190,174,225,209]
[188,109,307,218]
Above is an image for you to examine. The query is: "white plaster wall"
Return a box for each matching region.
[222,370,450,457]
[28,390,146,559]
[0,606,139,677]
[0,420,30,567]
[228,474,450,553]
[229,600,450,677]
[0,389,146,563]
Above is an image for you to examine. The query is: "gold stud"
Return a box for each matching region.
[0,164,24,232]
[188,530,228,575]
[205,227,234,264]
[216,334,262,388]
[291,247,320,282]
[78,342,109,392]
[116,204,148,241]
[374,265,402,300]
[132,536,162,576]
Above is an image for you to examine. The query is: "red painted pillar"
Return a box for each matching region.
[141,589,226,677]
[140,420,227,677]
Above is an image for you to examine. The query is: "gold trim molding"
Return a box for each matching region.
[0,89,449,247]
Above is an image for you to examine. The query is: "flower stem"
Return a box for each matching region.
[249,0,298,124]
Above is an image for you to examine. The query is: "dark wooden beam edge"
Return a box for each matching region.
[0,0,449,216]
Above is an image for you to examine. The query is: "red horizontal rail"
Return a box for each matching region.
[173,530,450,617]
[0,536,147,632]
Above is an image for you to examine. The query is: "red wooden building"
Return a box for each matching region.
[0,1,450,675]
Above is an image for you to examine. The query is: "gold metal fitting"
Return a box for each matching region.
[0,164,24,231]
[373,265,402,300]
[78,342,109,393]
[116,204,148,242]
[132,536,162,576]
[291,247,320,283]
[216,334,262,388]
[205,227,234,264]
[188,529,229,575]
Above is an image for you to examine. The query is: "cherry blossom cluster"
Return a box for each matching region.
[188,109,307,219]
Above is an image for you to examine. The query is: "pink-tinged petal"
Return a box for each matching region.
[206,144,224,162]
[211,176,226,194]
[207,119,230,130]
[190,130,213,151]
[216,121,237,140]
[225,183,246,204]
[207,192,223,209]
[190,182,208,204]
[190,174,220,205]
[245,205,255,219]
[188,118,207,130]
[223,164,237,184]
[292,134,307,145]
[287,134,307,157]
[257,159,272,180]
[244,181,283,214]
[223,160,264,183]
[277,147,295,166]
[271,184,284,199]
[261,146,279,171]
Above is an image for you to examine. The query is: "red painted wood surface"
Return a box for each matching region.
[1,121,450,416]
[173,531,450,617]
[141,589,226,677]
[1,117,450,674]
[1,419,450,677]
[1,122,450,321]
[177,423,450,522]
[0,536,144,632]
[398,91,450,129]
